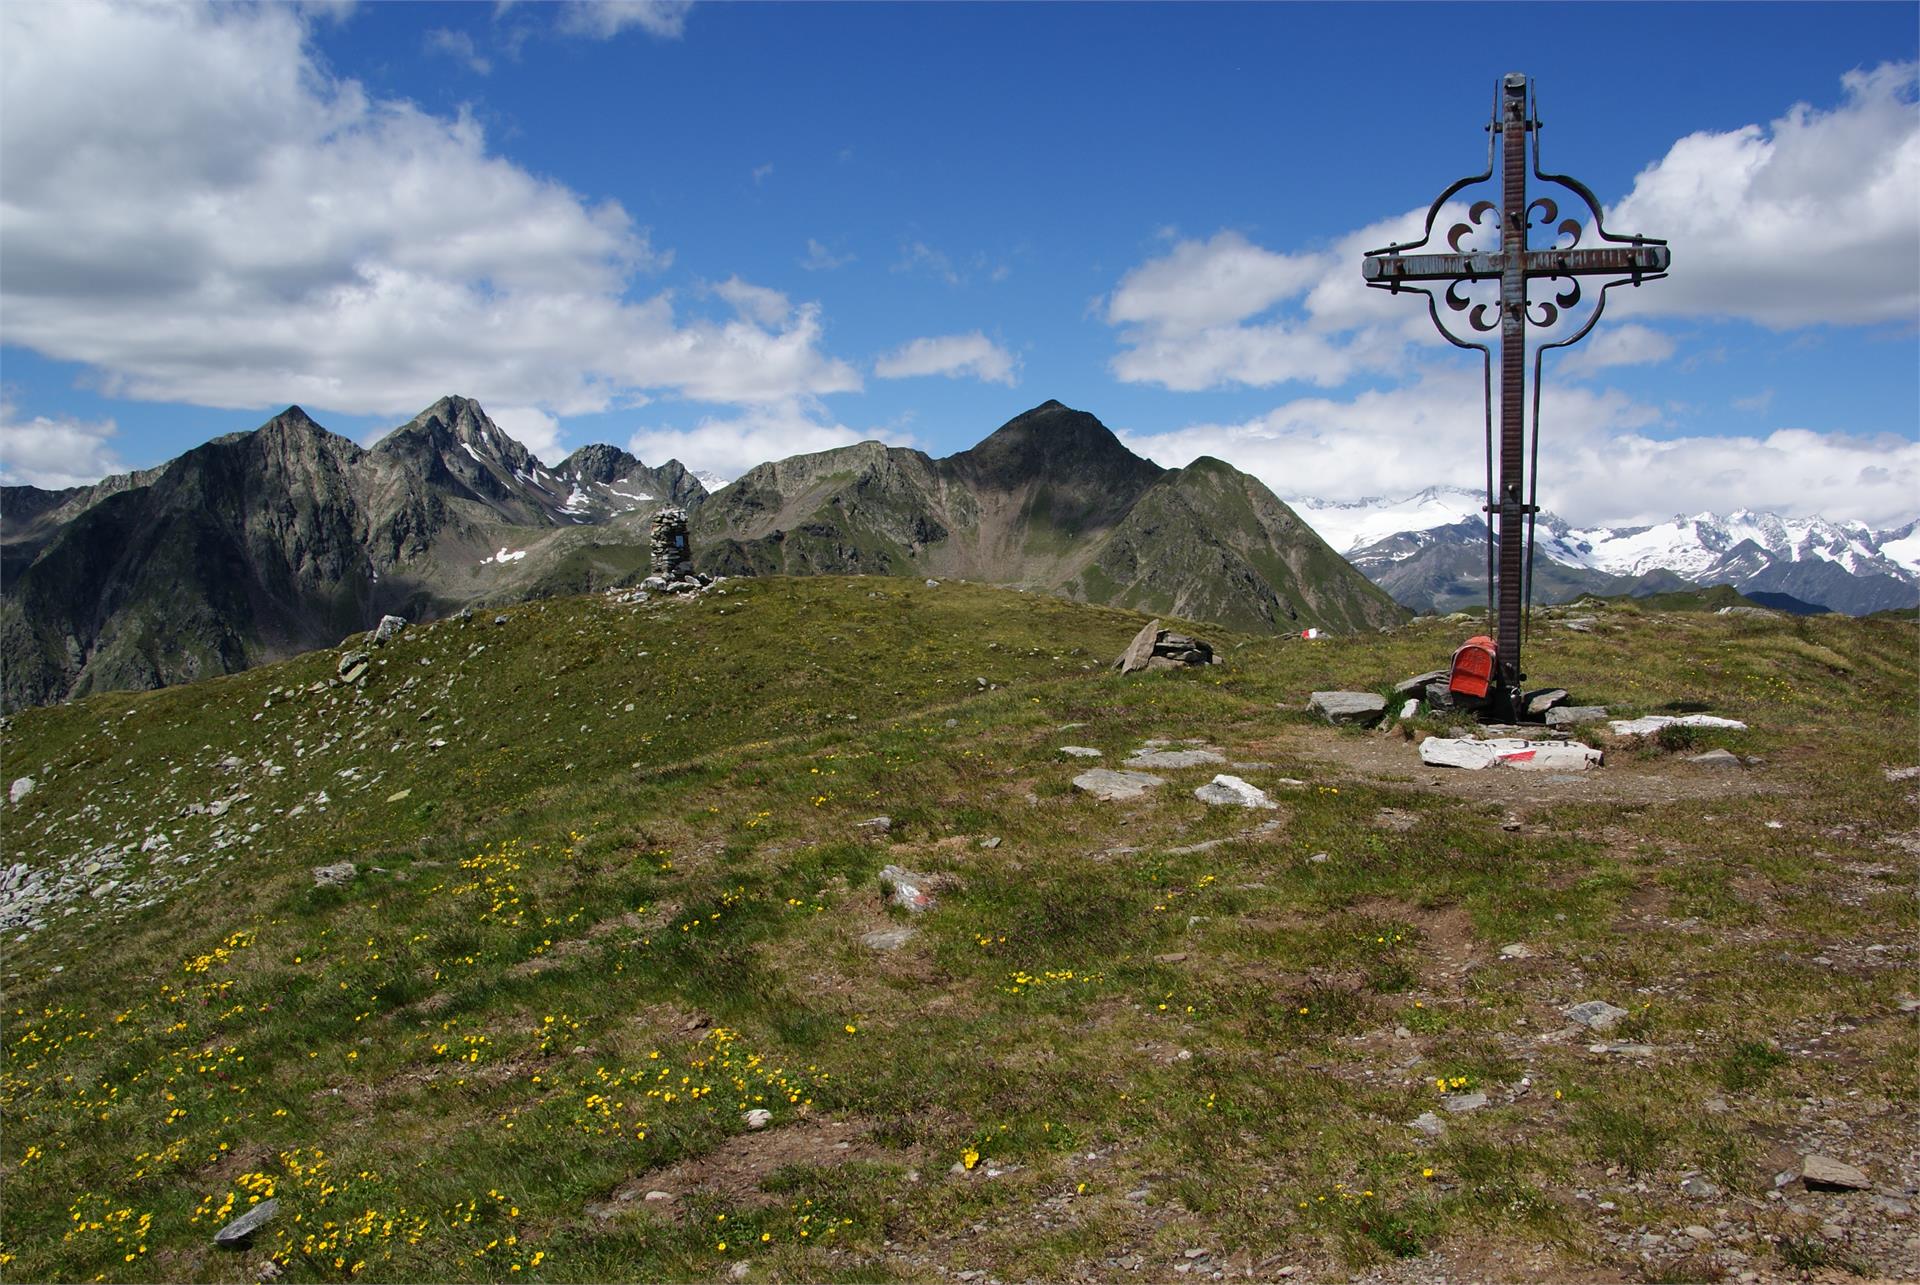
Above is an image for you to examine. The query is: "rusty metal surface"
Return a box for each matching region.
[1359,72,1670,722]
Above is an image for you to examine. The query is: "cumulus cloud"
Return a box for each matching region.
[0,1,853,423]
[625,399,899,478]
[712,277,792,329]
[555,0,691,40]
[488,406,565,461]
[1608,61,1918,327]
[873,333,1018,385]
[0,398,125,489]
[1555,323,1676,379]
[1119,371,1919,530]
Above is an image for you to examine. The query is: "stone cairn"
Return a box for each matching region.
[639,506,717,597]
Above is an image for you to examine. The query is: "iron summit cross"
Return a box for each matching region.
[1361,71,1669,721]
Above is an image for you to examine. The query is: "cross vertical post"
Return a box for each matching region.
[1494,72,1531,714]
[1360,72,1670,723]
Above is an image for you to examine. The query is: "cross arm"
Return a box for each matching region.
[1363,244,1669,284]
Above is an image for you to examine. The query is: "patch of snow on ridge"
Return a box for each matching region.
[480,548,528,565]
[609,489,655,503]
[1289,487,1486,554]
[460,442,485,464]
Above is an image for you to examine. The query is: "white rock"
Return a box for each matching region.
[1398,698,1419,721]
[1565,999,1630,1031]
[1500,742,1603,771]
[1059,746,1103,758]
[9,777,34,804]
[1608,714,1747,736]
[1192,775,1278,809]
[743,1108,773,1130]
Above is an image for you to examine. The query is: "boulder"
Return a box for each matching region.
[1193,775,1277,809]
[1395,670,1448,696]
[312,861,357,888]
[337,650,370,682]
[1072,768,1166,802]
[8,777,34,804]
[878,865,945,912]
[1418,737,1505,770]
[1501,743,1603,771]
[371,614,407,644]
[1116,621,1216,672]
[1308,691,1387,726]
[1059,746,1103,758]
[1545,705,1607,728]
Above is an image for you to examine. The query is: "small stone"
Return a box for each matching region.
[862,928,916,952]
[1885,765,1920,782]
[1192,775,1278,809]
[1394,670,1447,696]
[337,650,370,682]
[925,579,939,588]
[311,861,356,888]
[8,776,34,804]
[1681,1175,1721,1199]
[855,815,892,835]
[1072,768,1165,802]
[980,836,1001,849]
[1308,691,1387,726]
[643,1190,674,1203]
[1685,749,1742,769]
[1408,1111,1447,1136]
[385,789,412,803]
[493,614,510,626]
[1308,852,1329,864]
[1397,698,1419,721]
[1800,1154,1871,1191]
[878,865,942,912]
[214,1198,279,1247]
[1499,943,1534,959]
[1059,746,1103,758]
[1565,999,1630,1031]
[372,614,407,644]
[1525,688,1569,716]
[729,1262,750,1281]
[1442,1090,1487,1113]
[1545,705,1608,728]
[1682,1225,1712,1241]
[743,1108,772,1130]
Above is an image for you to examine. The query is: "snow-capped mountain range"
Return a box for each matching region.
[1289,486,1920,616]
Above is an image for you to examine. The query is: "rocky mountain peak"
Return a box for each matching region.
[558,443,641,485]
[951,400,1161,491]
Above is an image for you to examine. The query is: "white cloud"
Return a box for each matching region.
[801,238,854,272]
[556,0,691,40]
[1106,231,1321,331]
[424,27,490,74]
[625,399,901,478]
[892,241,960,286]
[1608,61,1919,327]
[0,1,854,423]
[488,406,564,461]
[751,162,773,185]
[1555,323,1676,379]
[1119,371,1919,531]
[711,277,792,328]
[873,333,1017,385]
[0,397,125,489]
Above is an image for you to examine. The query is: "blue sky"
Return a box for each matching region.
[1,1,1915,527]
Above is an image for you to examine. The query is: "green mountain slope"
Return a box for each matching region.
[2,581,1914,1282]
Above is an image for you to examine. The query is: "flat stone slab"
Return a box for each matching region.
[311,861,356,888]
[1407,1111,1447,1137]
[1545,705,1608,728]
[1801,1154,1872,1191]
[1394,670,1447,696]
[1309,691,1387,726]
[1059,746,1103,758]
[1073,768,1166,802]
[861,928,916,951]
[1419,736,1601,771]
[214,1198,279,1247]
[1125,748,1226,769]
[1192,775,1278,809]
[1609,714,1747,736]
[1442,1090,1488,1113]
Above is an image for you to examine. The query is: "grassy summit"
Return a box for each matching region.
[2,579,1914,1282]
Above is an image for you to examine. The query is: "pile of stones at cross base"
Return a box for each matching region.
[1106,615,1753,777]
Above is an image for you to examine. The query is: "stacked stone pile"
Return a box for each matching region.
[645,507,718,595]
